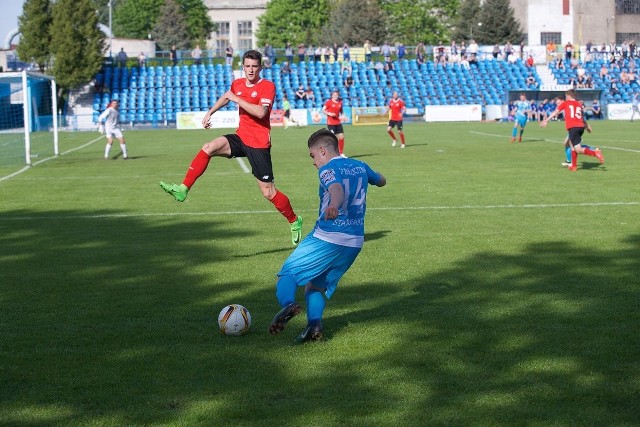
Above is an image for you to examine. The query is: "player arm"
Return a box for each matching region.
[97,109,109,123]
[324,183,344,220]
[202,95,231,128]
[541,108,559,125]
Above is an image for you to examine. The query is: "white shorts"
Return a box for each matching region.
[105,126,123,139]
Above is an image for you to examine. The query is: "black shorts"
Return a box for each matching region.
[567,127,585,147]
[225,134,274,182]
[284,110,290,118]
[327,124,344,135]
[388,120,403,130]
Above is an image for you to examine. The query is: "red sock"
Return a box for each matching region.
[399,132,405,144]
[183,150,211,188]
[270,190,297,223]
[571,150,578,166]
[583,147,597,157]
[388,130,396,140]
[338,137,345,154]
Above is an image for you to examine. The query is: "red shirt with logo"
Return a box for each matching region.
[388,98,405,121]
[324,99,343,126]
[230,78,275,148]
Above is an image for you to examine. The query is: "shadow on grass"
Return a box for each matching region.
[0,210,637,425]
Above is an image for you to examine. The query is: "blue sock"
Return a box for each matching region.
[565,146,572,162]
[275,275,297,307]
[305,288,325,325]
[512,127,517,137]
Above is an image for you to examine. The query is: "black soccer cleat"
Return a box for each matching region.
[269,302,302,335]
[294,322,323,343]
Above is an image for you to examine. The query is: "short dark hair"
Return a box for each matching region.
[308,129,339,151]
[243,49,262,64]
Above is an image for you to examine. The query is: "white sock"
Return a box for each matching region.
[120,143,128,158]
[104,143,111,158]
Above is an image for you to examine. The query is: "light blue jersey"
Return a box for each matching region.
[313,156,382,248]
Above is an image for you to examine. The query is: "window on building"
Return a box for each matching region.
[215,21,230,58]
[540,32,562,45]
[237,21,253,52]
[617,33,640,44]
[616,0,640,14]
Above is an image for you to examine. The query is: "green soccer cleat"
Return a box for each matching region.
[160,182,189,202]
[290,215,303,245]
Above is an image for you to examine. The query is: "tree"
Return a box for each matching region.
[113,0,163,40]
[50,0,104,89]
[381,0,459,45]
[177,0,215,47]
[320,0,387,46]
[475,0,522,45]
[152,0,190,50]
[451,0,481,42]
[256,0,330,48]
[17,0,53,72]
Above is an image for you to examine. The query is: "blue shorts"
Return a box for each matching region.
[278,234,361,299]
[515,115,527,127]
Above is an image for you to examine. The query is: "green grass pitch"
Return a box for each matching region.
[1,120,638,425]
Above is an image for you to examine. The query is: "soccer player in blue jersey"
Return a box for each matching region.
[269,129,386,343]
[511,93,530,143]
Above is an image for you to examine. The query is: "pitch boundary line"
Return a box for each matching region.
[0,136,104,182]
[1,201,637,221]
[469,131,640,153]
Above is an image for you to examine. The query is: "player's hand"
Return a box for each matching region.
[324,206,339,220]
[98,124,104,134]
[586,125,592,133]
[202,113,212,129]
[539,120,548,128]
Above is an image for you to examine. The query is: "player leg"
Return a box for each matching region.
[518,117,526,142]
[398,121,405,147]
[387,122,397,146]
[104,134,114,159]
[160,135,231,202]
[511,121,518,142]
[113,129,127,159]
[337,131,346,157]
[563,135,572,166]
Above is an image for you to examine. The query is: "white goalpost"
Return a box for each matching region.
[0,70,59,167]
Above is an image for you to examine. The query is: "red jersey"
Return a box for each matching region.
[556,100,585,129]
[230,77,275,148]
[324,98,343,125]
[388,98,405,121]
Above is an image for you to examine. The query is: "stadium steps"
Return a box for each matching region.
[535,65,557,87]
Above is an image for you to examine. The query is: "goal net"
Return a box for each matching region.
[0,71,59,168]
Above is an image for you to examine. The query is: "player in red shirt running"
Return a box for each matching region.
[322,90,347,157]
[160,50,303,245]
[540,89,604,171]
[385,91,406,148]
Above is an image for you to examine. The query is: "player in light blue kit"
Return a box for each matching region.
[511,93,530,143]
[269,129,386,343]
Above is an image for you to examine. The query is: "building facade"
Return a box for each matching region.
[204,0,267,57]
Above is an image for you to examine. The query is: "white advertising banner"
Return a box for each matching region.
[607,103,634,120]
[176,111,239,130]
[424,105,482,122]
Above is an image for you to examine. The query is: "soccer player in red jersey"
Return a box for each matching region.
[385,91,406,148]
[160,50,303,245]
[322,90,347,157]
[540,89,604,171]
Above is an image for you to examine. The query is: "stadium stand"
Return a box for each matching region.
[90,55,640,126]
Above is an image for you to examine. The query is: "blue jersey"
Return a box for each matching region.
[514,100,530,119]
[313,156,382,248]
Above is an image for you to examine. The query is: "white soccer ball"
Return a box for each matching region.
[217,304,251,336]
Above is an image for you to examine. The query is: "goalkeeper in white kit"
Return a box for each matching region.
[98,100,128,159]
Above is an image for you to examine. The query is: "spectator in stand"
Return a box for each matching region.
[225,44,234,66]
[519,40,525,59]
[576,73,587,88]
[305,87,315,102]
[415,42,426,60]
[191,44,203,65]
[628,68,636,83]
[285,42,294,64]
[307,44,315,62]
[342,43,351,62]
[504,41,513,60]
[492,43,501,59]
[341,60,352,78]
[570,56,579,70]
[117,48,127,67]
[610,81,620,96]
[327,45,334,63]
[435,41,446,63]
[281,61,292,75]
[381,41,391,63]
[298,44,305,63]
[450,40,458,59]
[585,75,594,89]
[564,41,573,61]
[547,41,556,62]
[344,74,354,90]
[556,58,565,70]
[526,54,534,68]
[138,52,146,67]
[364,40,372,63]
[460,40,467,59]
[264,43,275,65]
[460,55,470,70]
[468,39,479,64]
[526,72,538,88]
[586,40,593,53]
[295,85,306,101]
[620,69,630,84]
[263,55,273,69]
[332,43,339,62]
[416,49,426,66]
[599,63,608,80]
[321,45,329,63]
[397,43,406,61]
[315,46,322,62]
[587,99,602,119]
[170,45,178,66]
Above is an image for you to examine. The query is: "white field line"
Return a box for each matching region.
[469,131,640,153]
[0,201,637,221]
